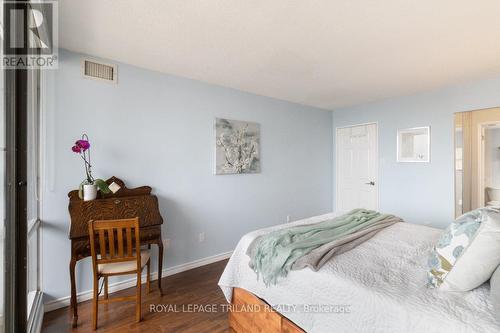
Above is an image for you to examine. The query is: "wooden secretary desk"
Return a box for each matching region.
[68,177,164,327]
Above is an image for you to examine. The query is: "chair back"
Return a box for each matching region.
[88,217,141,269]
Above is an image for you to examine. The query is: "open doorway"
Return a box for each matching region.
[455,108,500,217]
[479,122,500,207]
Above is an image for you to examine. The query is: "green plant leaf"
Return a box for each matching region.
[94,179,111,194]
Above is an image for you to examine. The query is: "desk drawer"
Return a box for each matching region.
[141,226,161,242]
[68,195,163,239]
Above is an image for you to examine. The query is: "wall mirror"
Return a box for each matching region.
[397,127,430,162]
[455,108,500,217]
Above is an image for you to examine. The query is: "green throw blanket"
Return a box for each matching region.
[247,208,400,286]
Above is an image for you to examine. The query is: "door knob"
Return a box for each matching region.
[365,181,375,186]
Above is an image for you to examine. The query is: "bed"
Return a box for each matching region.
[218,213,498,333]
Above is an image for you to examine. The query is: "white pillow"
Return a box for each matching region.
[490,265,500,321]
[427,207,500,291]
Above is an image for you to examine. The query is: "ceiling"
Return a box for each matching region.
[60,0,500,110]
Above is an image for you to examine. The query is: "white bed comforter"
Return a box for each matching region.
[218,213,499,333]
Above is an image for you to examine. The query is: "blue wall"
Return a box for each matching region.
[332,76,500,228]
[43,49,500,306]
[42,50,333,303]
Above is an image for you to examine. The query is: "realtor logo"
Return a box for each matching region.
[3,1,58,69]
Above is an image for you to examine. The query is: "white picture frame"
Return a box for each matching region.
[397,126,430,163]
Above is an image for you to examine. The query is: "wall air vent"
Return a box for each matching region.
[82,59,117,83]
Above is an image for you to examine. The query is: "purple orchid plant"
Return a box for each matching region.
[71,134,110,199]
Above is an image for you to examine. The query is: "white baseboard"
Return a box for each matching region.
[44,250,232,313]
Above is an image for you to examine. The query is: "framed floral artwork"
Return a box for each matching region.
[214,118,260,174]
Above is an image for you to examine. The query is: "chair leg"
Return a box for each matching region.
[136,270,142,322]
[92,276,99,330]
[146,259,151,294]
[104,276,109,300]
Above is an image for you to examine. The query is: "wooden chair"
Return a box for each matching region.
[88,217,151,330]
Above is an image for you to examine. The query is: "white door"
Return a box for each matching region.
[336,123,378,212]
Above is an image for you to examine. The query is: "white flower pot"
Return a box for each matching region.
[83,184,98,201]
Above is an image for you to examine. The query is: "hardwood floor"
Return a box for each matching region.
[42,260,234,333]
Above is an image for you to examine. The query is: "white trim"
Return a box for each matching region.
[27,291,44,333]
[27,218,40,236]
[479,124,485,206]
[335,121,379,130]
[39,68,47,294]
[335,122,379,211]
[43,250,233,312]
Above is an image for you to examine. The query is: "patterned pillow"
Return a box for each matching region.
[428,207,500,291]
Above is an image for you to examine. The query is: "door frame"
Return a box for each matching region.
[335,122,379,212]
[477,121,500,207]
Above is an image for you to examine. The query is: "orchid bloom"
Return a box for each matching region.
[71,134,111,199]
[71,134,93,183]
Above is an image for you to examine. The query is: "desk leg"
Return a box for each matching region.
[70,258,78,327]
[158,239,164,295]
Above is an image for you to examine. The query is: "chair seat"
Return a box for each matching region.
[98,250,150,274]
